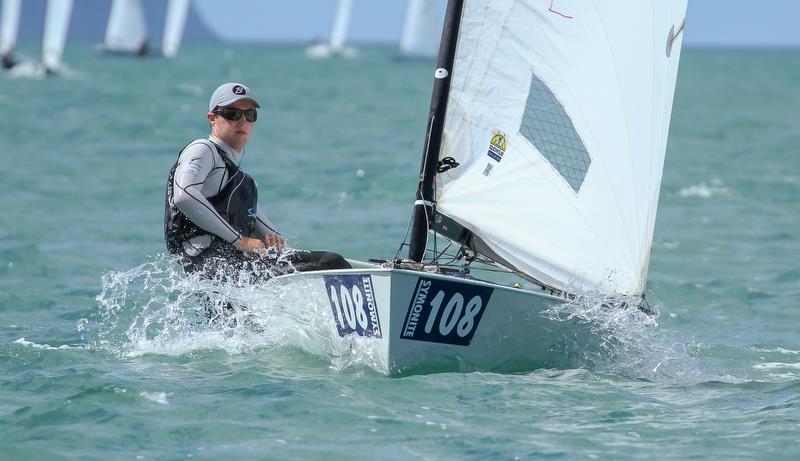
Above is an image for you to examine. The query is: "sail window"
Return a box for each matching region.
[519,73,591,192]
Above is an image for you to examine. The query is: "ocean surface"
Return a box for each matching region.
[1,43,798,460]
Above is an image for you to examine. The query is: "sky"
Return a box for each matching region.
[191,0,800,47]
[7,0,800,47]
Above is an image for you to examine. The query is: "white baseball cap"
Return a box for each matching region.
[208,82,260,111]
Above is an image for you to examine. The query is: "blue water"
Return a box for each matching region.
[1,43,799,460]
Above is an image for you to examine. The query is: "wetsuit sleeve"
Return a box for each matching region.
[172,141,241,245]
[253,208,281,238]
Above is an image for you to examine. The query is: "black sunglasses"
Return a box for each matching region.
[213,107,258,122]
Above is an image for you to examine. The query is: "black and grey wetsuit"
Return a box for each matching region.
[164,136,351,282]
[164,136,280,257]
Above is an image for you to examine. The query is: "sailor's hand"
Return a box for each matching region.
[234,236,265,252]
[261,234,285,249]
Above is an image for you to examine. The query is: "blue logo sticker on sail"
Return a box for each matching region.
[324,275,382,338]
[401,277,493,346]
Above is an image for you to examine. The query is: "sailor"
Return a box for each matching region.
[164,82,350,282]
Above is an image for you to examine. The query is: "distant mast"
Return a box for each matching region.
[104,0,149,56]
[1,0,22,69]
[305,0,356,59]
[399,0,440,59]
[162,0,190,58]
[41,0,73,72]
[329,0,353,52]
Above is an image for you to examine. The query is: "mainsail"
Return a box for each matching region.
[399,0,440,58]
[41,0,73,71]
[411,0,688,297]
[1,0,21,62]
[162,0,189,58]
[103,0,148,55]
[329,0,353,52]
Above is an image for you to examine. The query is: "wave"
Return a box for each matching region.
[678,178,732,198]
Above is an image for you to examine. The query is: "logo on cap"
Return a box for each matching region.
[232,85,246,95]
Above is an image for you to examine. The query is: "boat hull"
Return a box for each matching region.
[266,266,596,376]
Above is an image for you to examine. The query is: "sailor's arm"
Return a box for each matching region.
[253,209,285,248]
[172,142,261,250]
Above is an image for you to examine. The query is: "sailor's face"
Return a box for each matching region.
[210,100,256,150]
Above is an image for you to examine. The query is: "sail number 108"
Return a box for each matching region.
[402,278,493,346]
[424,291,482,337]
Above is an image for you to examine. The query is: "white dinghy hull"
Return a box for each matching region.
[267,265,595,375]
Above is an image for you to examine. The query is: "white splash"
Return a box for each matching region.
[542,288,708,383]
[82,253,385,373]
[140,391,170,405]
[678,178,731,198]
[13,338,87,350]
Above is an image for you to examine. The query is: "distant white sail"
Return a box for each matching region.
[329,0,353,51]
[435,1,688,296]
[162,0,189,58]
[1,0,21,57]
[104,0,148,54]
[399,0,440,58]
[42,0,73,70]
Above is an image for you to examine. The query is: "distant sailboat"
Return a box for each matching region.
[162,0,189,58]
[103,0,149,56]
[398,0,440,59]
[1,0,22,69]
[4,0,73,78]
[306,0,357,59]
[41,0,73,73]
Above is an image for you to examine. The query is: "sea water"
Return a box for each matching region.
[1,43,798,460]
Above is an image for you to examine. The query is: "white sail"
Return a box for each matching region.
[162,0,189,58]
[399,0,440,58]
[329,0,353,51]
[104,0,148,54]
[435,0,688,296]
[1,0,21,56]
[41,0,73,70]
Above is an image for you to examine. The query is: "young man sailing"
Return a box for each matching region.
[164,82,350,283]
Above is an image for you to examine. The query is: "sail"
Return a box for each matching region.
[1,0,21,56]
[399,0,440,58]
[433,1,688,296]
[41,0,73,70]
[329,0,353,51]
[162,0,189,58]
[103,0,148,54]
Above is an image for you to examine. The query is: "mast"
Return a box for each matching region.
[407,0,463,262]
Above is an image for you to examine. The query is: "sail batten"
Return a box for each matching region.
[428,0,687,296]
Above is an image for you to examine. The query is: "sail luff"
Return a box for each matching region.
[41,0,73,70]
[162,0,190,58]
[1,0,21,56]
[408,0,465,262]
